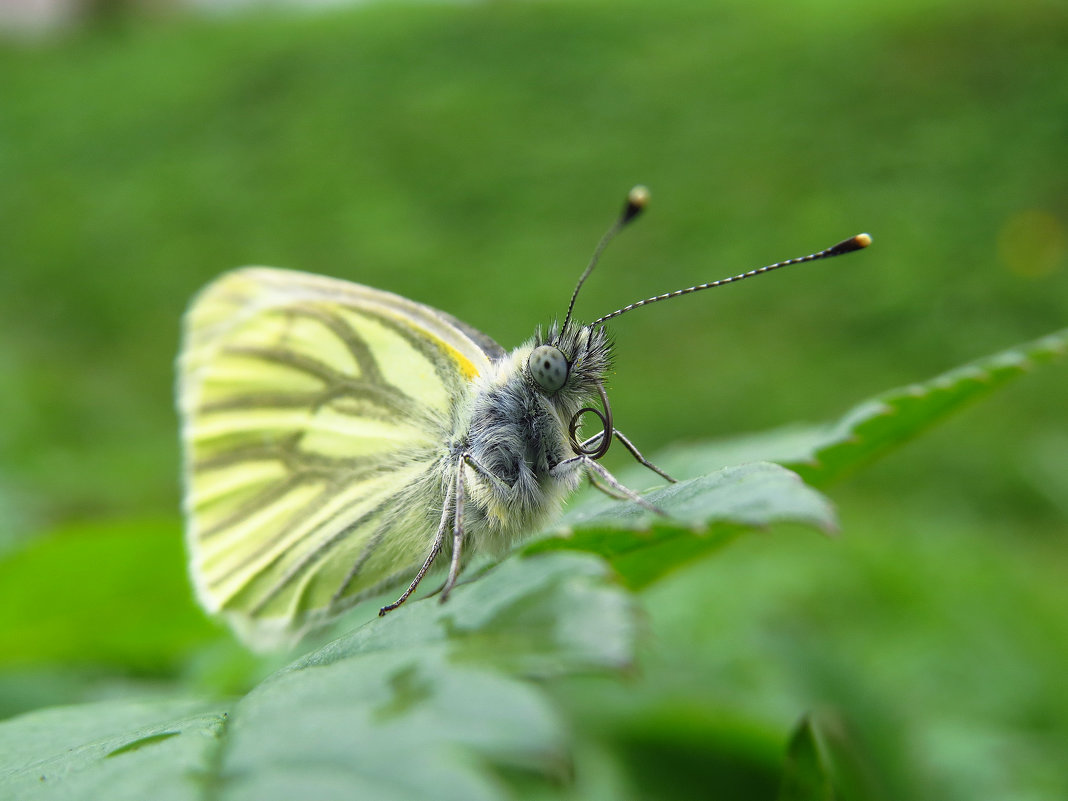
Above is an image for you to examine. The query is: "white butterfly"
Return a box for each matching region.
[178,186,870,648]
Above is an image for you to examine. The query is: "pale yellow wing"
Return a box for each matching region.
[178,267,502,647]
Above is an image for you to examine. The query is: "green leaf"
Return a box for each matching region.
[0,551,635,801]
[777,716,835,801]
[527,462,838,590]
[654,326,1068,488]
[0,697,226,801]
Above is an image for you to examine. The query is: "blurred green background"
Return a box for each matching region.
[1,0,1066,797]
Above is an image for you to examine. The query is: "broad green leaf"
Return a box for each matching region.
[0,551,635,801]
[777,716,835,801]
[527,462,837,590]
[223,652,559,801]
[321,551,637,678]
[0,697,226,801]
[653,326,1068,488]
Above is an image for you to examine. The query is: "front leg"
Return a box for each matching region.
[550,455,667,516]
[578,429,676,483]
[461,452,511,493]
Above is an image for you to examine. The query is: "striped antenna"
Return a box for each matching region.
[592,232,872,326]
[561,185,650,332]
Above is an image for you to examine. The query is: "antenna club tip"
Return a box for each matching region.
[826,232,873,257]
[621,185,650,224]
[628,185,650,207]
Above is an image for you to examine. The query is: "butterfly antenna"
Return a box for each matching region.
[592,232,872,326]
[561,185,650,332]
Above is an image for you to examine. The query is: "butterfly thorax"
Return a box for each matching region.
[457,321,611,551]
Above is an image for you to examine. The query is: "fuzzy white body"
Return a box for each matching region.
[452,344,586,555]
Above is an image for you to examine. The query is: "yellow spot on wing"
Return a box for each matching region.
[440,340,480,380]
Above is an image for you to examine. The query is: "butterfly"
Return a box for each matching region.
[178,186,870,648]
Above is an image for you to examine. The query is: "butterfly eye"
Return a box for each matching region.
[528,345,569,394]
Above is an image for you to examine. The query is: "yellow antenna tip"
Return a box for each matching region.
[854,233,873,248]
[620,185,650,225]
[628,185,650,208]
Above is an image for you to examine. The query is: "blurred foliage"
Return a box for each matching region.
[0,0,1065,798]
[1,0,1065,538]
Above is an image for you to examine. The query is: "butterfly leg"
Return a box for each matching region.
[582,458,668,516]
[440,455,467,603]
[435,450,517,601]
[459,452,511,493]
[587,473,636,501]
[611,430,677,483]
[577,429,676,483]
[378,470,457,616]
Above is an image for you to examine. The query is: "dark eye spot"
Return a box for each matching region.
[527,345,569,394]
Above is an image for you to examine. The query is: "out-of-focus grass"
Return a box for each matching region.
[1,0,1064,538]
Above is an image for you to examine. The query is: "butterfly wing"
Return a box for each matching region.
[178,267,503,647]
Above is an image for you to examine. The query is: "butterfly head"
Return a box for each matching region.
[524,318,614,460]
